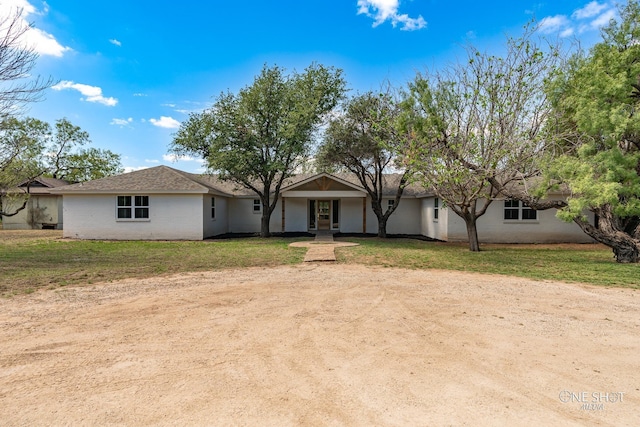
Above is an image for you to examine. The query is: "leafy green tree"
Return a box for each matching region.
[0,118,48,217]
[402,26,562,251]
[513,1,640,263]
[45,118,123,182]
[170,63,346,237]
[1,117,123,217]
[317,91,411,237]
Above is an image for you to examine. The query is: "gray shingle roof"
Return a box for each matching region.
[50,166,230,195]
[50,165,431,198]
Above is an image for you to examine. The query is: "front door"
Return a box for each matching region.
[317,200,330,230]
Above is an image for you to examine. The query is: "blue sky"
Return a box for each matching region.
[4,0,617,173]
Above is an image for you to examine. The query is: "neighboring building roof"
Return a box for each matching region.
[12,177,71,195]
[49,165,432,198]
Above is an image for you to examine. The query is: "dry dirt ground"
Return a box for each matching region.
[0,264,638,426]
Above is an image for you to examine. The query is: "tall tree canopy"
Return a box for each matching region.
[45,118,123,182]
[170,63,346,237]
[503,1,640,263]
[0,117,47,216]
[1,117,123,217]
[317,91,411,237]
[402,26,562,251]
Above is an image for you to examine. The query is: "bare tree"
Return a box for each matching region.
[403,25,564,251]
[0,8,55,217]
[0,8,54,119]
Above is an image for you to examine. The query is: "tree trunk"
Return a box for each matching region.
[260,212,271,238]
[377,217,388,238]
[464,217,480,252]
[572,213,640,263]
[611,242,640,263]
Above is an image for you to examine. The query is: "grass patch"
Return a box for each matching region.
[335,238,640,289]
[0,231,306,296]
[1,231,638,296]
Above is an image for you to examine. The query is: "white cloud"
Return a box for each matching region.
[357,0,426,31]
[572,1,607,19]
[539,2,617,37]
[133,93,147,97]
[109,38,122,46]
[589,8,616,29]
[0,0,71,57]
[52,81,118,106]
[538,15,570,34]
[110,117,133,126]
[560,28,575,38]
[163,154,199,162]
[150,116,181,129]
[145,159,160,163]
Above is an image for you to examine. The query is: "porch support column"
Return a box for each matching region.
[281,198,285,232]
[362,197,366,233]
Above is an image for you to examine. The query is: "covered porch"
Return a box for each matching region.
[279,174,368,233]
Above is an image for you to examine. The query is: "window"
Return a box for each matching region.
[117,195,149,220]
[504,200,537,221]
[388,199,395,210]
[504,199,519,220]
[253,199,261,213]
[434,197,439,220]
[522,205,537,220]
[211,197,216,220]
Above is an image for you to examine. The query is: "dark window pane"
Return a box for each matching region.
[504,200,519,208]
[434,197,439,208]
[504,209,519,220]
[522,208,537,220]
[118,208,132,218]
[118,196,131,206]
[434,208,439,220]
[135,196,149,207]
[135,208,149,219]
[332,200,339,225]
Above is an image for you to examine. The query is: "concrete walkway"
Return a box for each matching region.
[289,233,359,262]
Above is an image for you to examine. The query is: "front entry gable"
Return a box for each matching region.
[281,173,366,198]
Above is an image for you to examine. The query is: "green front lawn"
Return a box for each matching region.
[0,231,306,296]
[335,238,639,289]
[1,231,637,296]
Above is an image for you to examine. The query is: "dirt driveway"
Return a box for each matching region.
[0,264,637,426]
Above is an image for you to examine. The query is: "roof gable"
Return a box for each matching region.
[19,177,70,188]
[50,166,230,195]
[281,173,366,192]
